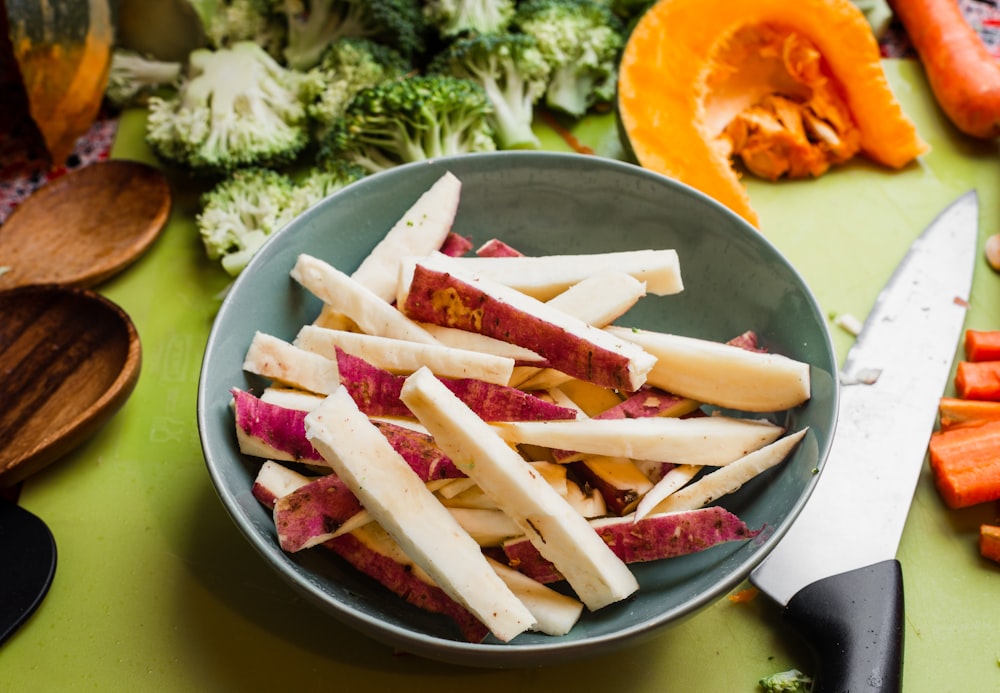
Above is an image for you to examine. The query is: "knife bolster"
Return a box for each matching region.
[784,559,903,693]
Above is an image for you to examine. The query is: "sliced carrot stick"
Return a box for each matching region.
[954,361,1000,401]
[980,525,1000,564]
[938,397,1000,429]
[928,420,1000,508]
[964,330,1000,362]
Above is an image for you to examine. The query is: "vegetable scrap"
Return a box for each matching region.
[233,172,813,643]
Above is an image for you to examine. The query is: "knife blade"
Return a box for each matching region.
[750,190,979,692]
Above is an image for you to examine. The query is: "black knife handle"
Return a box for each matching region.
[783,559,904,693]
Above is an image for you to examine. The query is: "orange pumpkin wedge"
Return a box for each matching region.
[618,0,928,227]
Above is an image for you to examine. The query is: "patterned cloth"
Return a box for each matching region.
[2,0,999,224]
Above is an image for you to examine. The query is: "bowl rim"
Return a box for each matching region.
[197,150,839,667]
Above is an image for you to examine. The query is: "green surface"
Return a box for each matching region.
[3,59,999,691]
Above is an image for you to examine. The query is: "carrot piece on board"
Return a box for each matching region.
[980,525,1000,564]
[928,420,1000,508]
[890,0,1000,139]
[964,330,1000,362]
[938,397,1000,429]
[954,361,1000,401]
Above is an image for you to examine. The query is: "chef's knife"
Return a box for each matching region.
[750,190,979,692]
[0,498,57,645]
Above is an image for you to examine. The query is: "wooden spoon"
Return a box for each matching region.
[0,285,141,486]
[0,159,171,290]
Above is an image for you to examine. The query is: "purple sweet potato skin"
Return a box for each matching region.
[275,474,363,552]
[324,532,490,643]
[402,265,638,390]
[439,232,474,257]
[502,506,760,584]
[476,238,523,257]
[255,469,488,643]
[233,388,465,477]
[370,420,464,480]
[336,348,577,422]
[233,388,322,461]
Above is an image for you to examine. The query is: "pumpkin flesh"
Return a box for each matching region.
[618,0,928,227]
[709,25,862,181]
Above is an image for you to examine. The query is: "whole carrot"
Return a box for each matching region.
[890,0,1000,139]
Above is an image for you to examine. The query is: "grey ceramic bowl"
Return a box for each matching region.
[197,151,838,668]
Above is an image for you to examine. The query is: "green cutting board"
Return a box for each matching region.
[2,59,998,692]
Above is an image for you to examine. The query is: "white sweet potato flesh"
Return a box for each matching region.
[418,323,546,365]
[502,507,760,583]
[326,523,492,644]
[243,332,341,394]
[606,327,811,412]
[304,386,535,641]
[650,429,809,515]
[415,249,682,301]
[399,366,639,611]
[350,171,461,302]
[251,461,313,508]
[494,416,785,465]
[631,464,702,522]
[486,557,583,636]
[294,324,515,385]
[401,264,655,391]
[292,254,438,345]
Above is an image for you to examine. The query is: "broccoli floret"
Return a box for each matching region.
[513,0,624,117]
[318,74,496,173]
[197,167,298,275]
[428,32,550,150]
[281,0,427,70]
[307,37,411,139]
[422,0,515,38]
[188,0,288,59]
[104,49,183,109]
[146,41,320,173]
[289,159,368,211]
[197,162,364,275]
[758,669,814,693]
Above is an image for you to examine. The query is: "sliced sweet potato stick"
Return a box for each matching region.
[605,326,811,412]
[325,524,493,644]
[400,264,655,391]
[293,324,515,385]
[411,248,682,300]
[399,366,640,611]
[638,428,809,518]
[928,419,1000,508]
[233,388,465,477]
[293,253,439,345]
[243,332,340,394]
[493,416,785,466]
[502,507,760,583]
[304,386,536,642]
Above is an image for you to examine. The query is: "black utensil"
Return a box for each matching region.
[0,498,56,645]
